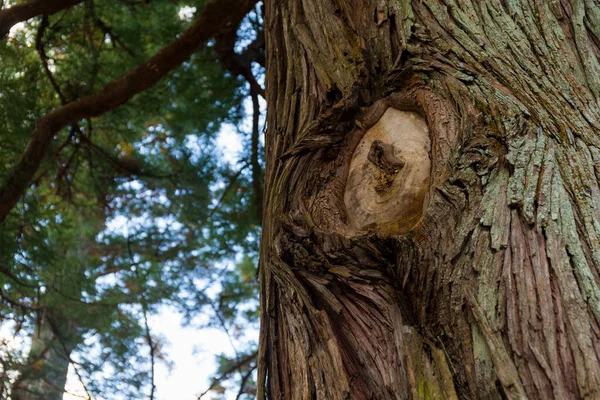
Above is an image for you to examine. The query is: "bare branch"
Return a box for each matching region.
[209,300,241,359]
[0,0,83,39]
[0,0,257,222]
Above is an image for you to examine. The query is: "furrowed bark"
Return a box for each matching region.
[0,0,84,39]
[0,0,257,223]
[259,0,600,399]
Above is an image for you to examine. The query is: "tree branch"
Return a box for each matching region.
[0,287,40,311]
[195,163,249,229]
[78,133,169,179]
[35,15,67,104]
[235,364,256,400]
[87,1,137,58]
[0,0,257,222]
[240,31,265,68]
[214,21,265,98]
[0,263,39,289]
[0,0,83,39]
[209,300,241,360]
[197,351,258,399]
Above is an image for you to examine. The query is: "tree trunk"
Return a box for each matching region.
[258,0,600,399]
[12,314,78,400]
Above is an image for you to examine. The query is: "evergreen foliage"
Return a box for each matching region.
[0,0,263,398]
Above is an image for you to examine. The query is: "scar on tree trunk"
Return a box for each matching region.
[259,0,600,399]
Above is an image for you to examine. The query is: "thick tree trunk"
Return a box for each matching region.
[12,314,78,400]
[258,0,600,399]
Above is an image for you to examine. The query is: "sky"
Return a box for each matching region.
[64,307,250,400]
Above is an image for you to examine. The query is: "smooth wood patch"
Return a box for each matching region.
[344,108,430,234]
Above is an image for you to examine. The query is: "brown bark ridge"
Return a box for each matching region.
[259,0,600,399]
[0,0,257,223]
[0,0,84,39]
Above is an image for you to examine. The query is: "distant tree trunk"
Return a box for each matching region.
[12,314,78,400]
[258,0,600,399]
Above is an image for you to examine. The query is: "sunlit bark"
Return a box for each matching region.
[258,0,600,398]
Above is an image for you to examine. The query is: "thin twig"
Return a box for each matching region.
[0,288,40,311]
[36,17,90,195]
[35,15,68,104]
[197,351,258,399]
[141,299,156,400]
[235,363,256,400]
[78,133,171,179]
[0,263,39,289]
[196,163,249,228]
[87,0,136,58]
[209,301,240,360]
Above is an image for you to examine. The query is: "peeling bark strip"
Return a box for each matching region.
[260,0,600,399]
[0,0,257,223]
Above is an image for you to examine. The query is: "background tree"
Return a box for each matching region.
[258,0,600,399]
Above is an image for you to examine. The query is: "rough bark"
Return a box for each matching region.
[259,0,600,399]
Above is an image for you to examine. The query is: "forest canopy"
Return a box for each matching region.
[0,0,264,398]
